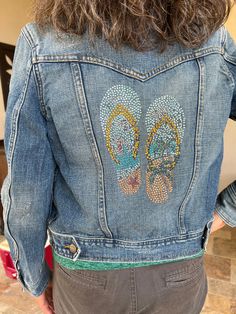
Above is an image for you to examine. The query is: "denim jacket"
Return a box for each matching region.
[1,22,236,297]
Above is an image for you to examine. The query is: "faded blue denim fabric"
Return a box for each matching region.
[1,22,236,297]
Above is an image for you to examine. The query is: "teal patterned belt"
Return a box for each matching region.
[52,249,204,271]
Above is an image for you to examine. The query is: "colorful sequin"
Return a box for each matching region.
[100,85,142,195]
[145,95,186,203]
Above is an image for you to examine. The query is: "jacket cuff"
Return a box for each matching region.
[16,260,52,297]
[214,182,236,228]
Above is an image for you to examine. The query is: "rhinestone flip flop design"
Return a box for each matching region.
[145,95,186,203]
[100,85,142,195]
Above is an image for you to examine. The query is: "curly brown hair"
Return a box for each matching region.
[33,0,234,52]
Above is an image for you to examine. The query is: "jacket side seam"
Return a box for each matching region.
[4,64,34,290]
[178,57,205,234]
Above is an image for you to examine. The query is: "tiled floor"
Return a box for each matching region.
[0,229,235,314]
[200,224,236,314]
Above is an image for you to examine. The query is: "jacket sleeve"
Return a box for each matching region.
[214,27,236,228]
[0,27,56,296]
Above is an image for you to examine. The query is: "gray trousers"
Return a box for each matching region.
[52,255,207,314]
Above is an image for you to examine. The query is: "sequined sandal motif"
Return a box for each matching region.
[100,85,141,195]
[145,95,186,203]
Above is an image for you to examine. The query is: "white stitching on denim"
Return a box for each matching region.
[178,58,205,235]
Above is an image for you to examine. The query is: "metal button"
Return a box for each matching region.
[69,244,77,253]
[64,243,77,254]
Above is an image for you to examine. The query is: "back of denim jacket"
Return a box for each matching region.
[1,22,236,296]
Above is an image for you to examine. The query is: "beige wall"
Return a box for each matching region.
[0,2,235,190]
[226,4,236,38]
[0,0,33,45]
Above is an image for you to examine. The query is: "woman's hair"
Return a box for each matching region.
[33,0,234,52]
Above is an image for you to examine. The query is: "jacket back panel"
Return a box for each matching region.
[33,26,231,241]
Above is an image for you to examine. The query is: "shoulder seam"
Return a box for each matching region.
[223,53,236,66]
[221,26,227,49]
[21,24,37,49]
[222,27,236,65]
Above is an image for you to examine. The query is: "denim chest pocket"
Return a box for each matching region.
[56,262,107,289]
[164,256,204,288]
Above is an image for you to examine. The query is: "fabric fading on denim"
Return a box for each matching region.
[1,22,236,296]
